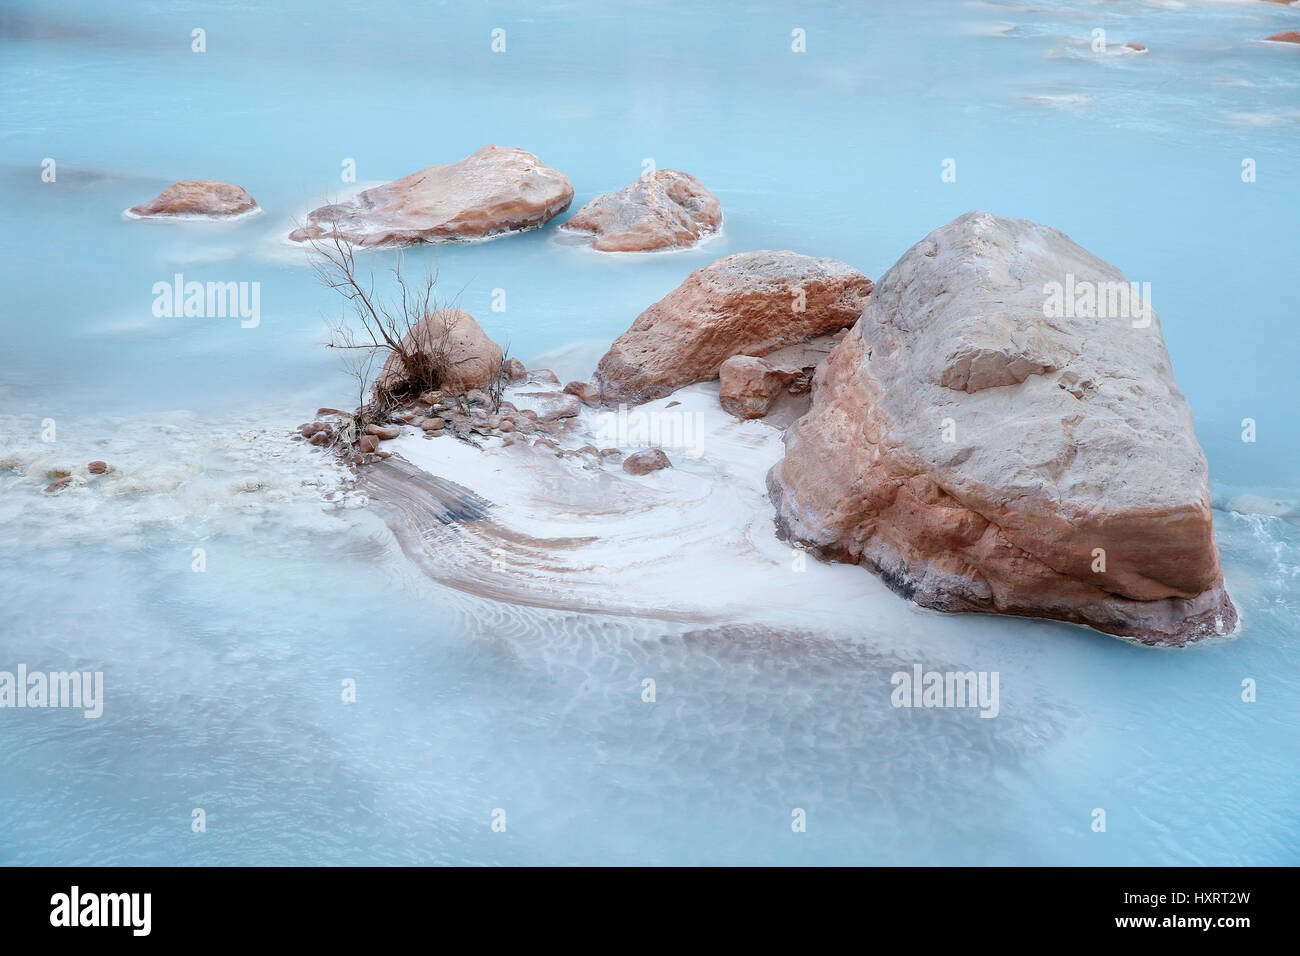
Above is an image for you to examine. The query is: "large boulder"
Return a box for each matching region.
[560,169,721,252]
[289,145,573,247]
[766,211,1235,646]
[373,308,502,398]
[127,180,259,218]
[593,251,873,405]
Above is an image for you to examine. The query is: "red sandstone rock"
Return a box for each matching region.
[43,477,73,494]
[373,308,503,398]
[560,170,721,252]
[503,358,528,382]
[622,448,672,475]
[365,424,401,440]
[767,211,1235,646]
[1265,30,1300,43]
[127,180,258,218]
[718,355,799,419]
[594,251,873,405]
[563,381,600,406]
[288,145,573,247]
[87,461,108,475]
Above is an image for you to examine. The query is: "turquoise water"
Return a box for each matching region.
[0,0,1297,864]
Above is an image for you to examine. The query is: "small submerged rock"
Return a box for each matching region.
[513,390,581,422]
[87,461,109,475]
[560,169,721,252]
[289,145,573,247]
[1265,30,1300,44]
[127,180,259,219]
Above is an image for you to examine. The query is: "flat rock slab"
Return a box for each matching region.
[289,145,573,247]
[127,180,259,218]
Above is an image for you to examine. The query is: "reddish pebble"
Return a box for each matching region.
[563,381,600,406]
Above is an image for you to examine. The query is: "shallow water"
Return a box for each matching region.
[1,0,1297,864]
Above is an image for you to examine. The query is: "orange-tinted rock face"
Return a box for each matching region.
[373,308,503,398]
[718,355,798,419]
[1265,30,1300,43]
[593,251,872,405]
[127,180,258,218]
[561,170,721,252]
[289,145,573,247]
[767,211,1236,646]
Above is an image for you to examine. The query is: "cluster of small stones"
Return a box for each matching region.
[294,364,658,472]
[43,461,111,494]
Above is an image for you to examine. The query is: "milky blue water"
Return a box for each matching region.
[1,0,1297,865]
